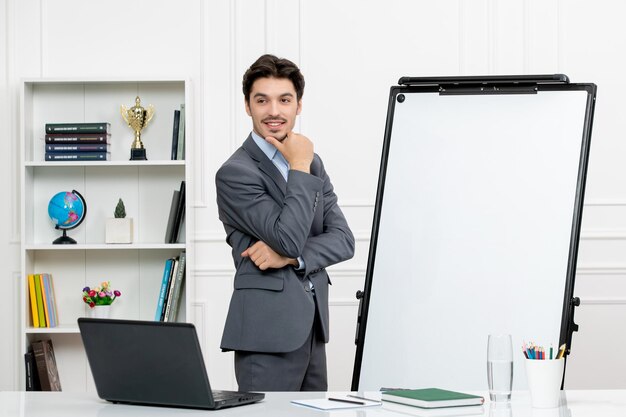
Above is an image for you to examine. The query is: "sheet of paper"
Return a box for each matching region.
[291,397,382,410]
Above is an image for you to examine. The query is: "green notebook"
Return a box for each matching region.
[381,388,484,409]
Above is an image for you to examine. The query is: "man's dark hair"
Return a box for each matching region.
[242,54,305,103]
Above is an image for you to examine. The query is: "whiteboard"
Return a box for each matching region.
[354,80,595,392]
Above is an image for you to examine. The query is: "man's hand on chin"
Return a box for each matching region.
[265,131,313,173]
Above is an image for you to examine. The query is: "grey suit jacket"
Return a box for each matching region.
[216,135,355,353]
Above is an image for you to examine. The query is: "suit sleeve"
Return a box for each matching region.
[300,158,355,276]
[216,160,323,259]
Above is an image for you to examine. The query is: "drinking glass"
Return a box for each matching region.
[487,334,513,402]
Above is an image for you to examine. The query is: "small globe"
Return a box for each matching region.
[48,190,87,244]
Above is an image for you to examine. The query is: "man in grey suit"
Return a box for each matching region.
[215,54,355,391]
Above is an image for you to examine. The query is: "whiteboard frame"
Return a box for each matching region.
[352,75,597,390]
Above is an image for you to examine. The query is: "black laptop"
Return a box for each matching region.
[77,318,264,410]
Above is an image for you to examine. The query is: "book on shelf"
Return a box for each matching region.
[46,143,109,152]
[49,274,59,326]
[164,190,180,244]
[31,339,62,391]
[161,258,179,321]
[39,274,51,328]
[33,274,46,327]
[176,104,185,160]
[45,133,110,144]
[45,151,110,161]
[24,350,41,391]
[155,258,175,321]
[381,388,484,409]
[45,122,110,134]
[165,250,186,322]
[42,274,58,328]
[171,109,180,160]
[27,274,39,328]
[382,401,484,417]
[164,181,186,243]
[172,181,186,242]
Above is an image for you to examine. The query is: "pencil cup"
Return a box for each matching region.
[524,358,564,408]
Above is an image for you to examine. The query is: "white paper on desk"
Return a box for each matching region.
[291,398,381,410]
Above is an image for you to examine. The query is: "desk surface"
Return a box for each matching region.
[1,390,626,416]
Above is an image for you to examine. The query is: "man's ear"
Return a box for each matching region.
[245,100,252,116]
[296,99,302,116]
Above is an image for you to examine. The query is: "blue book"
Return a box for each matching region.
[46,143,109,152]
[42,274,56,328]
[155,259,174,321]
[45,151,110,161]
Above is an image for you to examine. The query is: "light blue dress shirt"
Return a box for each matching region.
[251,132,306,271]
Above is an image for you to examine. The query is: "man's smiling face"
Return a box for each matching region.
[245,77,302,141]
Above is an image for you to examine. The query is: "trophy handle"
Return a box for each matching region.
[120,105,129,124]
[146,105,155,125]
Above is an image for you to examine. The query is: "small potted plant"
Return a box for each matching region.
[82,281,121,318]
[105,198,133,243]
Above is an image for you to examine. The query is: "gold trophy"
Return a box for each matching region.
[121,96,154,160]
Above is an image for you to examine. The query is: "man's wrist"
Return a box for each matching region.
[290,161,311,173]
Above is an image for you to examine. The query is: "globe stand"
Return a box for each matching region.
[53,228,77,244]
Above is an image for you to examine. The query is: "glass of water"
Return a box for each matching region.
[487,334,513,402]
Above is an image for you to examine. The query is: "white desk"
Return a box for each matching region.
[1,390,625,416]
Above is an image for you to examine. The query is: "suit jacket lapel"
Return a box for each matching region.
[242,135,287,196]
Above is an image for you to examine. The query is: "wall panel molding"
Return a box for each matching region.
[580,298,626,305]
[576,264,626,276]
[191,301,206,353]
[523,0,530,73]
[194,230,371,243]
[12,271,19,390]
[195,228,626,243]
[580,229,626,240]
[230,0,239,154]
[194,265,366,276]
[193,264,625,279]
[487,0,496,73]
[7,0,19,244]
[194,0,207,209]
[584,199,626,206]
[329,299,359,307]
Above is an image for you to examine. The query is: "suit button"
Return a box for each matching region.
[304,285,311,292]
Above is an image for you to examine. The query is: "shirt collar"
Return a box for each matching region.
[251,131,278,161]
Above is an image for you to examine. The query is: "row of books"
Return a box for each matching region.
[28,273,59,328]
[25,339,62,391]
[171,104,186,160]
[155,250,187,322]
[44,122,111,161]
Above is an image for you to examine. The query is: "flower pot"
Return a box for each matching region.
[90,305,111,319]
[105,218,133,244]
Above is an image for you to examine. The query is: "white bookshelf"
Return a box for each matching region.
[19,78,194,392]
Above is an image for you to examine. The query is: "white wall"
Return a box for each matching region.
[2,0,625,391]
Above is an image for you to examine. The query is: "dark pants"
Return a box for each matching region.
[234,295,327,391]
